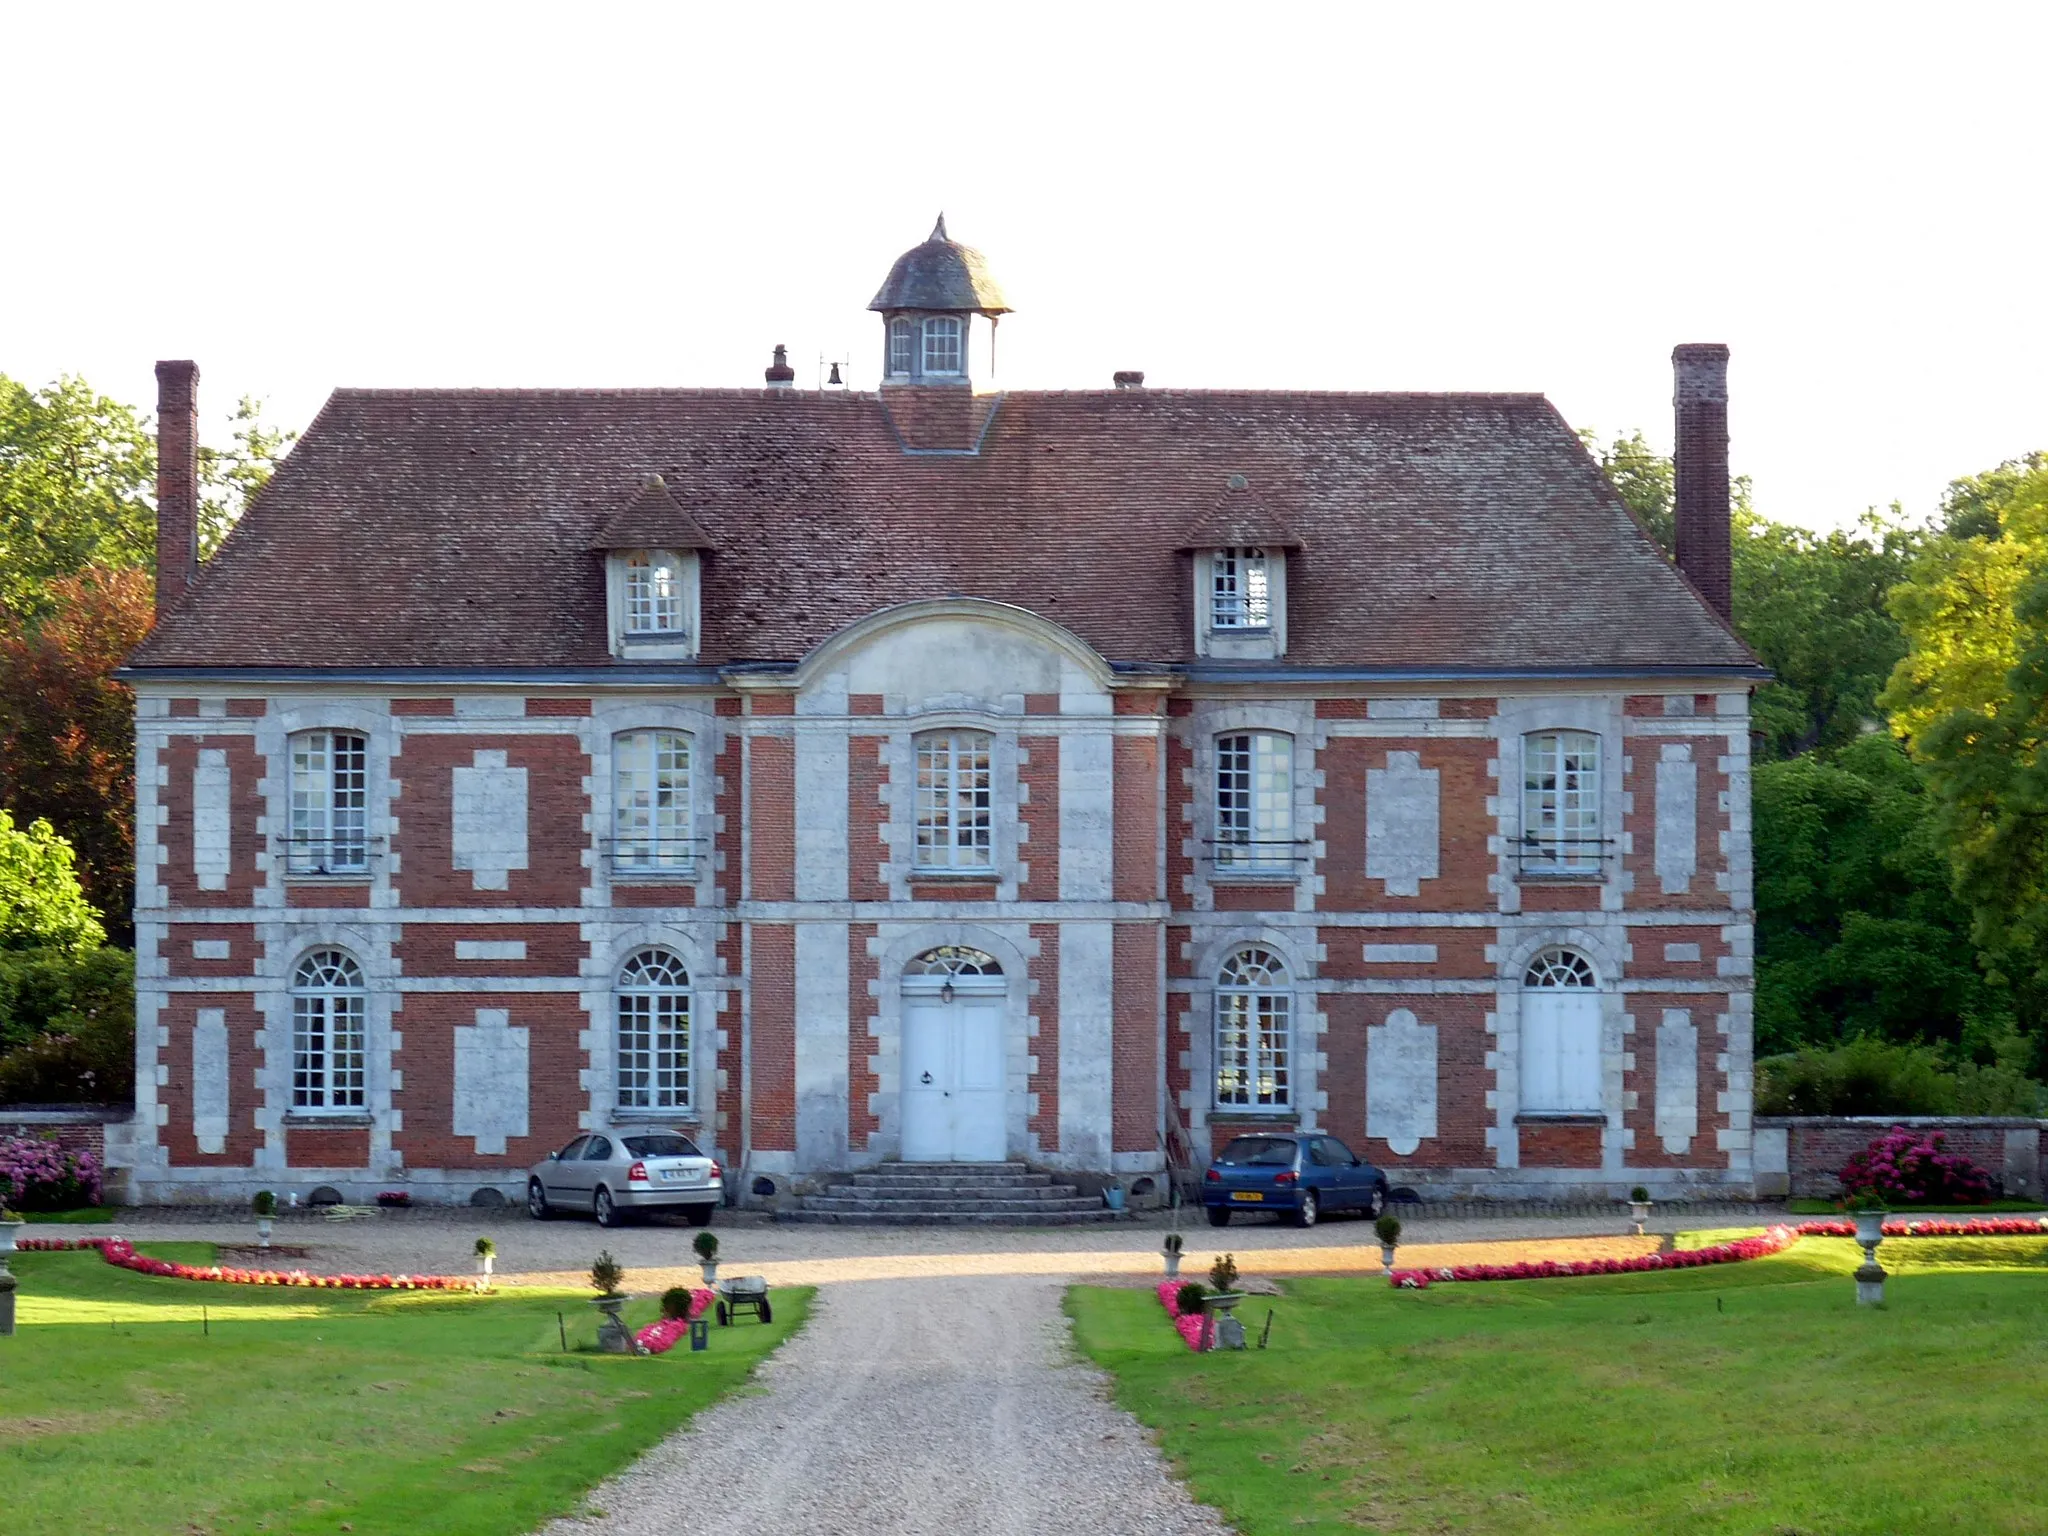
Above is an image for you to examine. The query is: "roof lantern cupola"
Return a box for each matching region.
[869,214,1011,389]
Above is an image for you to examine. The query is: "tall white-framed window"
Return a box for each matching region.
[914,729,994,872]
[1211,548,1272,630]
[1214,731,1295,873]
[923,315,963,375]
[291,949,367,1112]
[1519,946,1602,1113]
[615,948,691,1111]
[624,550,686,636]
[1522,730,1602,873]
[611,730,693,875]
[288,730,368,875]
[1215,945,1291,1108]
[888,317,914,376]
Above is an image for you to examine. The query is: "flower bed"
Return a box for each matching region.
[1390,1216,2048,1288]
[1154,1281,1208,1351]
[633,1289,717,1354]
[16,1235,469,1289]
[0,1134,103,1212]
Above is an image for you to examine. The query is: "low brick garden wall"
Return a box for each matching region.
[1755,1116,2046,1200]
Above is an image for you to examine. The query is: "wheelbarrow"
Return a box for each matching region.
[715,1275,772,1326]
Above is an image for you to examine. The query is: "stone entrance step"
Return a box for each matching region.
[775,1161,1129,1227]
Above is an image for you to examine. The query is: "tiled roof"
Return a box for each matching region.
[868,215,1012,315]
[589,477,717,551]
[128,386,1758,675]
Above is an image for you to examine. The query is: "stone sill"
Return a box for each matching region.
[281,1114,374,1129]
[1514,1112,1606,1126]
[1513,873,1607,887]
[1210,1110,1301,1125]
[608,1111,702,1125]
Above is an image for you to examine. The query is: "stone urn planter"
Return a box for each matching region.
[474,1237,496,1288]
[0,1218,23,1257]
[1627,1186,1652,1237]
[693,1230,719,1288]
[1375,1214,1403,1276]
[1202,1292,1248,1350]
[1162,1232,1184,1279]
[591,1294,635,1353]
[1851,1204,1888,1306]
[252,1190,278,1249]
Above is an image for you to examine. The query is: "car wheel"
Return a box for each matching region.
[527,1179,550,1221]
[594,1187,621,1228]
[1294,1189,1319,1229]
[1365,1183,1387,1220]
[684,1204,715,1228]
[1206,1206,1231,1227]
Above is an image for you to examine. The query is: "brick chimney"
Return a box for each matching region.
[155,359,201,612]
[1672,343,1731,621]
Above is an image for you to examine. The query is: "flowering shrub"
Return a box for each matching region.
[1838,1126,1997,1206]
[17,1234,468,1289]
[1155,1280,1208,1351]
[0,1133,102,1211]
[1390,1227,1799,1287]
[634,1289,716,1354]
[1796,1216,2048,1239]
[375,1190,412,1208]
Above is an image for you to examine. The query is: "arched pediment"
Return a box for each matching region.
[780,598,1116,704]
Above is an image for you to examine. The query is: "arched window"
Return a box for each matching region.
[1522,730,1601,873]
[624,550,685,635]
[888,317,914,376]
[1214,731,1294,872]
[291,949,366,1111]
[903,946,1001,978]
[1521,946,1602,1113]
[612,730,693,873]
[1215,945,1291,1108]
[616,949,691,1110]
[914,729,994,871]
[288,730,368,875]
[923,315,963,375]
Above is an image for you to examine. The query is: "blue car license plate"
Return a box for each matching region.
[1231,1191,1263,1202]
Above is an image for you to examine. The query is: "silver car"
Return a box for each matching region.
[526,1129,722,1228]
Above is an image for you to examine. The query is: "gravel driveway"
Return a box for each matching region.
[537,1273,1230,1536]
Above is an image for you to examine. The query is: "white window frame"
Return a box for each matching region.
[923,315,963,376]
[1214,731,1295,874]
[611,730,694,878]
[624,550,686,636]
[1519,946,1602,1113]
[606,549,700,659]
[1522,730,1602,874]
[291,949,367,1113]
[913,729,994,872]
[1215,945,1292,1109]
[615,948,691,1112]
[888,317,914,376]
[287,730,368,876]
[1211,547,1272,630]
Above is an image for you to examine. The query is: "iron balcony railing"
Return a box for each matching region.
[604,836,708,878]
[276,835,381,878]
[1203,836,1313,872]
[1514,834,1616,877]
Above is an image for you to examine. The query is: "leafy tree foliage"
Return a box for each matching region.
[1884,454,2048,1003]
[0,810,104,953]
[0,943,133,1105]
[0,375,154,619]
[1584,431,1923,758]
[0,566,154,942]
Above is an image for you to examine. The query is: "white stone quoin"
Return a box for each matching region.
[453,1008,530,1156]
[1367,1008,1438,1156]
[192,1007,230,1155]
[1366,750,1440,898]
[451,750,529,891]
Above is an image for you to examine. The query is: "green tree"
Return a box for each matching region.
[0,809,105,953]
[1585,429,1676,553]
[1752,735,2012,1057]
[1883,452,2048,1007]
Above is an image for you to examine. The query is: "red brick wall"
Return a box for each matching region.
[286,884,370,908]
[848,735,889,903]
[286,1126,370,1167]
[391,733,590,909]
[165,923,258,979]
[1623,732,1731,911]
[159,735,264,906]
[1623,994,1730,1169]
[1317,737,1495,912]
[1315,926,1489,981]
[1112,924,1158,1154]
[1519,1122,1603,1168]
[849,923,879,1147]
[1165,732,1194,904]
[392,993,587,1169]
[1113,736,1160,903]
[1019,735,1060,900]
[749,735,795,902]
[750,925,795,1153]
[1325,994,1493,1168]
[393,924,585,979]
[157,994,263,1167]
[1030,922,1059,1149]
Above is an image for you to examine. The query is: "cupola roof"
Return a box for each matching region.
[868,215,1012,315]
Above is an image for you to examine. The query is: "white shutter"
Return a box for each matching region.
[1557,996,1604,1111]
[1521,995,1560,1111]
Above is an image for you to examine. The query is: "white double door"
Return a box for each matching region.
[901,986,1006,1163]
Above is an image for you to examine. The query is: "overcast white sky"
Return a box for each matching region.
[4,2,2043,531]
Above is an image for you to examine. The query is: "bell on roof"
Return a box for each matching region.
[869,214,1010,389]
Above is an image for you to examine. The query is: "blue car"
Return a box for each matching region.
[1202,1132,1389,1228]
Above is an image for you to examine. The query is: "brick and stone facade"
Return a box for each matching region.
[117,225,1765,1203]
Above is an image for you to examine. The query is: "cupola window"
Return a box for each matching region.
[888,318,914,377]
[923,316,963,376]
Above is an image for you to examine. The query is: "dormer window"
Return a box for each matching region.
[888,318,914,377]
[1212,548,1271,630]
[625,551,685,635]
[923,316,963,376]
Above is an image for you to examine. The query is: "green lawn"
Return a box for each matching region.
[2,1243,810,1536]
[1068,1232,2048,1535]
[1783,1197,2047,1215]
